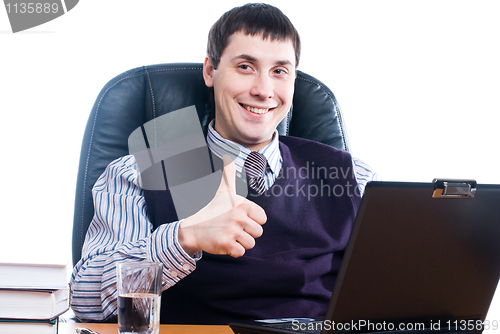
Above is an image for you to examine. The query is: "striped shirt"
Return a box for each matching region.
[69,122,379,321]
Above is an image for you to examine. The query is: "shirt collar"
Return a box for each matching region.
[206,120,281,175]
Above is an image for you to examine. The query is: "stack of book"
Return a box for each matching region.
[0,261,69,334]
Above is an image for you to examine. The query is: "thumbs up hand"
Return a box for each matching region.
[179,155,267,258]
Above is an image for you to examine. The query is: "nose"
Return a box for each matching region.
[250,73,274,99]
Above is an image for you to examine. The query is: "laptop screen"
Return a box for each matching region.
[324,181,500,333]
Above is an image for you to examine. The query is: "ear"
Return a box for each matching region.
[203,57,215,88]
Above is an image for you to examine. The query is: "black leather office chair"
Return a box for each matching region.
[72,63,351,266]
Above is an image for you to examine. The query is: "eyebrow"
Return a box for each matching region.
[234,54,257,63]
[233,54,293,67]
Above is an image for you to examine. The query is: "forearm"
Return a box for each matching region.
[70,221,199,321]
[70,249,140,321]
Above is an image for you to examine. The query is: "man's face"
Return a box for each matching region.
[203,32,296,151]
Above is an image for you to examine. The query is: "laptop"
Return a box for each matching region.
[229,180,500,334]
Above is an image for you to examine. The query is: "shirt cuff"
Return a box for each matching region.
[147,221,202,288]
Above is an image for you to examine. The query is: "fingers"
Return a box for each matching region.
[227,243,246,258]
[225,208,265,258]
[200,208,264,258]
[225,225,258,258]
[243,220,264,239]
[220,201,266,258]
[244,201,267,226]
[235,202,266,237]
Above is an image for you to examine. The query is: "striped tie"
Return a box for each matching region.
[243,151,267,195]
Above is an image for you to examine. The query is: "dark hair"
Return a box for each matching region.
[207,3,301,69]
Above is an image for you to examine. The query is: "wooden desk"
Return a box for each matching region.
[59,322,233,334]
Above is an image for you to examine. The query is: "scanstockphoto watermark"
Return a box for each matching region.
[291,319,499,332]
[252,162,362,201]
[292,319,427,332]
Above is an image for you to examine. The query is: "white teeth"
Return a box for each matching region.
[243,105,269,114]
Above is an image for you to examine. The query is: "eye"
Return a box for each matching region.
[238,64,253,72]
[273,68,289,77]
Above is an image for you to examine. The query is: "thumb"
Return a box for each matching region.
[220,155,237,196]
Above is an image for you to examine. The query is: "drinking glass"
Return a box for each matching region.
[117,262,163,334]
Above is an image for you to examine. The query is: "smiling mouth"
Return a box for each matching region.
[241,104,274,115]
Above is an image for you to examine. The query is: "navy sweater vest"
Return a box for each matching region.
[143,136,361,324]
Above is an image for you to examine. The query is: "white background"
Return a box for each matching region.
[1,0,499,324]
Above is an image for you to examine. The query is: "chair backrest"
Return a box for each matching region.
[72,63,350,266]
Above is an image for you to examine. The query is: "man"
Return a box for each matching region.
[70,3,378,324]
